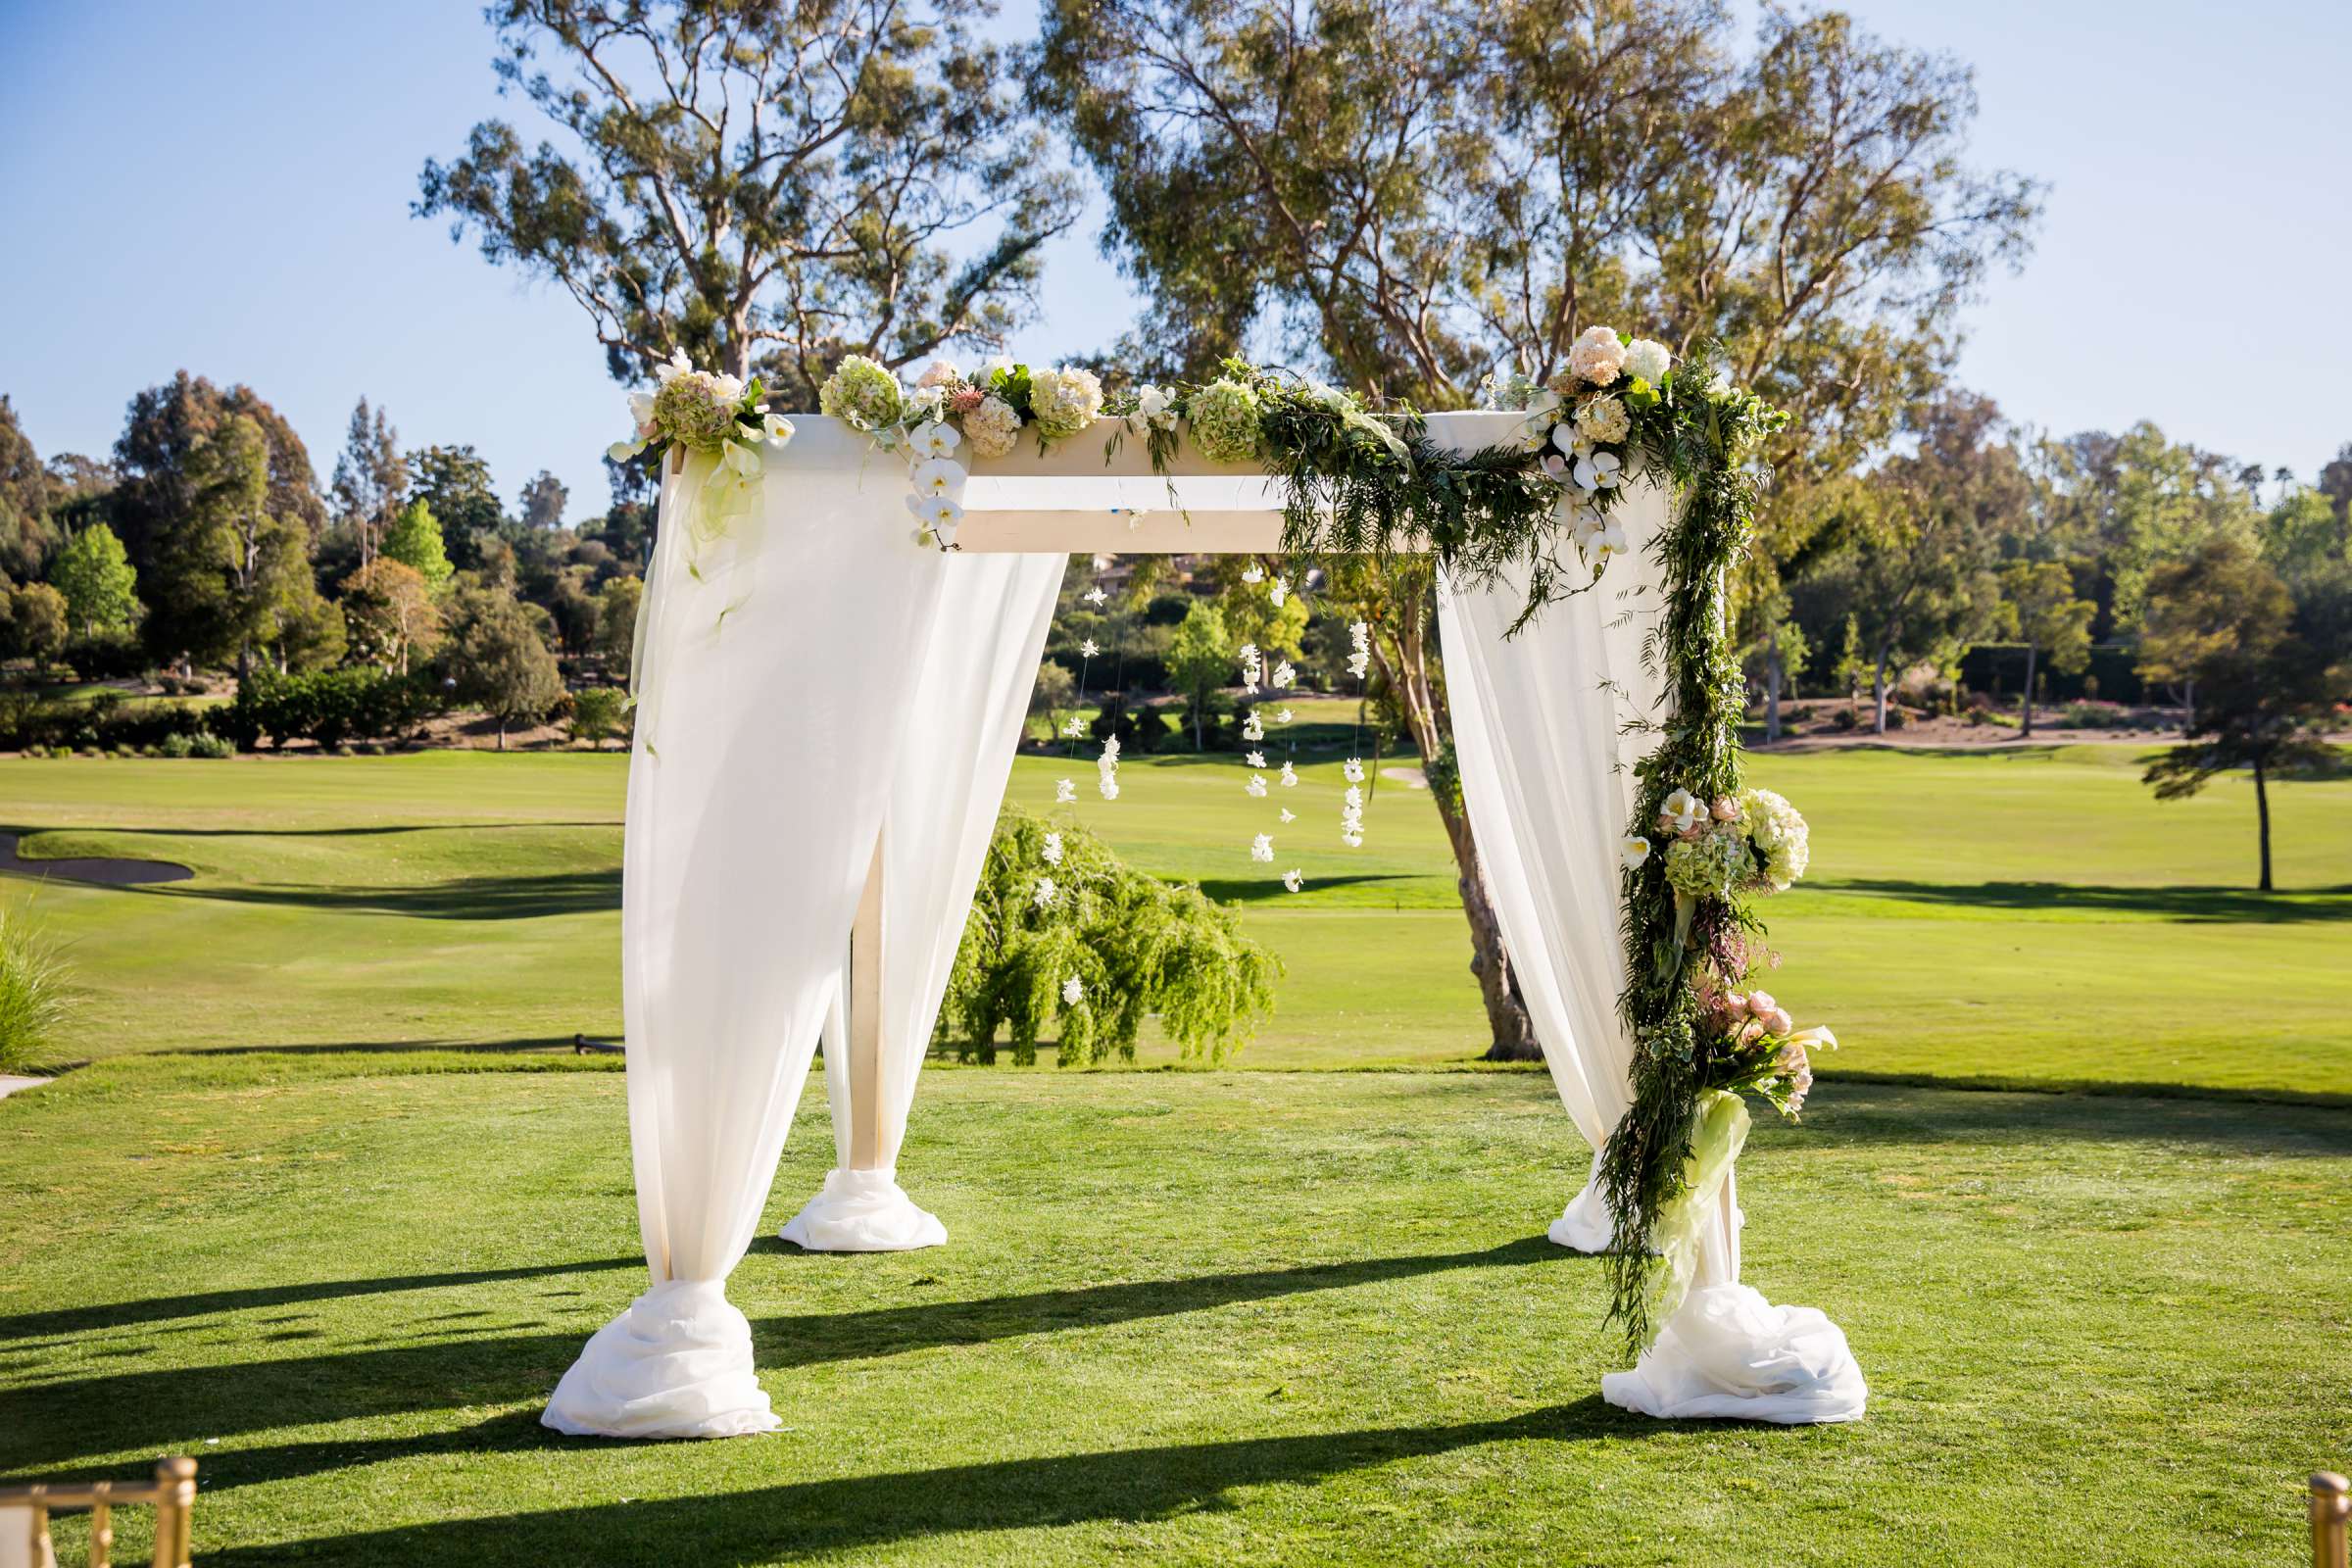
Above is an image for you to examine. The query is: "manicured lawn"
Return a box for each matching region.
[6,744,2345,1092]
[2,1059,2343,1565]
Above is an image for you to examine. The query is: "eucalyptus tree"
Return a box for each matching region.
[418,0,1082,401]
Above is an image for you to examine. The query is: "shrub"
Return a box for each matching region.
[64,629,150,682]
[0,902,72,1073]
[187,732,234,760]
[1831,707,1859,732]
[937,809,1279,1067]
[219,667,436,752]
[569,686,630,750]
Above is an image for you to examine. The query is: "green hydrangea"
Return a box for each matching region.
[1738,786,1810,890]
[819,355,905,431]
[1186,378,1262,464]
[1663,825,1754,901]
[652,373,738,448]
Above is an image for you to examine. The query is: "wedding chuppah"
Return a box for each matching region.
[543,344,1867,1440]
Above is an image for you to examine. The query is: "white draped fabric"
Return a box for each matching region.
[782,551,1064,1251]
[1439,479,1866,1425]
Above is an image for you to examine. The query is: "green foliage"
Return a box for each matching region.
[417,0,1081,396]
[220,667,435,752]
[593,575,641,680]
[139,412,324,673]
[1163,598,1231,749]
[939,809,1278,1067]
[8,581,68,664]
[407,444,506,570]
[441,583,564,745]
[0,394,57,579]
[381,498,454,586]
[49,522,139,633]
[0,899,71,1073]
[568,686,629,751]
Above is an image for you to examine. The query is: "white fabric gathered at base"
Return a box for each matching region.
[780,1165,947,1251]
[1600,1283,1868,1423]
[542,1279,779,1439]
[1548,1147,1615,1251]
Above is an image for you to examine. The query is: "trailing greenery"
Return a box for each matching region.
[0,900,72,1073]
[938,809,1279,1067]
[1122,346,1790,1350]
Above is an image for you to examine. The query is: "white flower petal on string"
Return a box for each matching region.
[1061,976,1084,1005]
[909,419,961,460]
[1275,708,1294,724]
[1061,716,1084,737]
[1271,661,1296,690]
[1279,760,1298,788]
[1033,875,1058,908]
[1246,774,1268,798]
[1279,808,1296,823]
[1055,778,1077,804]
[1081,639,1100,659]
[1097,734,1121,801]
[1347,621,1372,680]
[911,457,967,498]
[1250,833,1275,863]
[1282,867,1303,893]
[1343,758,1365,783]
[1271,576,1289,607]
[1083,587,1108,606]
[1242,711,1265,742]
[1241,564,1264,584]
[1246,751,1267,769]
[1043,832,1065,865]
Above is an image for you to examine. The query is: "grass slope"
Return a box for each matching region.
[1,743,2347,1088]
[2,1060,2343,1565]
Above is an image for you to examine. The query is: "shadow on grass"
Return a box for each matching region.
[147,1037,588,1061]
[1817,877,2352,922]
[145,868,619,920]
[0,1258,645,1343]
[1194,873,1419,904]
[196,1397,1653,1567]
[1783,1080,2352,1155]
[21,821,619,840]
[0,1242,1566,1484]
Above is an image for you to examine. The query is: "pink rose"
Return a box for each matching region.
[1737,1017,1767,1047]
[1768,1007,1794,1035]
[1723,992,1747,1014]
[1746,990,1778,1017]
[1711,795,1740,821]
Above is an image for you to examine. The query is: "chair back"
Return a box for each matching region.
[0,1458,196,1568]
[2317,1472,2350,1568]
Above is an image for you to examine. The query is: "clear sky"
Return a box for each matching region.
[3,0,2346,524]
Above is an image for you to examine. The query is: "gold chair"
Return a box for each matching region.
[2316,1472,2349,1568]
[0,1458,196,1568]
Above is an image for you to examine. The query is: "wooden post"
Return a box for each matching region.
[847,831,885,1170]
[2316,1472,2349,1568]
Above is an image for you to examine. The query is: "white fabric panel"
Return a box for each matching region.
[545,428,952,1438]
[782,551,1064,1251]
[1439,479,1864,1424]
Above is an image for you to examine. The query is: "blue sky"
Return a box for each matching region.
[3,0,2346,523]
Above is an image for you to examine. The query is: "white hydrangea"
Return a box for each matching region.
[1623,338,1671,385]
[1739,786,1811,890]
[962,394,1022,459]
[1029,366,1104,439]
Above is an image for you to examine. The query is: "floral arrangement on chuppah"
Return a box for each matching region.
[606,350,796,552]
[619,327,1837,1355]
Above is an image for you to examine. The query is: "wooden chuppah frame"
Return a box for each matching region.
[809,411,1517,1203]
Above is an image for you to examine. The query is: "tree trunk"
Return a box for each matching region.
[2020,643,2037,738]
[1872,648,1892,735]
[1764,626,1784,744]
[1374,585,1540,1062]
[1194,696,1203,752]
[2253,755,2273,893]
[496,718,507,753]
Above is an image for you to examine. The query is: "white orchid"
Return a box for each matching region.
[909,419,961,459]
[1596,521,1631,559]
[1621,835,1653,870]
[910,457,966,499]
[760,412,796,445]
[906,492,962,546]
[1574,450,1623,492]
[1250,833,1275,863]
[1128,383,1176,435]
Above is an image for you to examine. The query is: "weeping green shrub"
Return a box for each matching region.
[0,902,72,1073]
[938,809,1279,1067]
